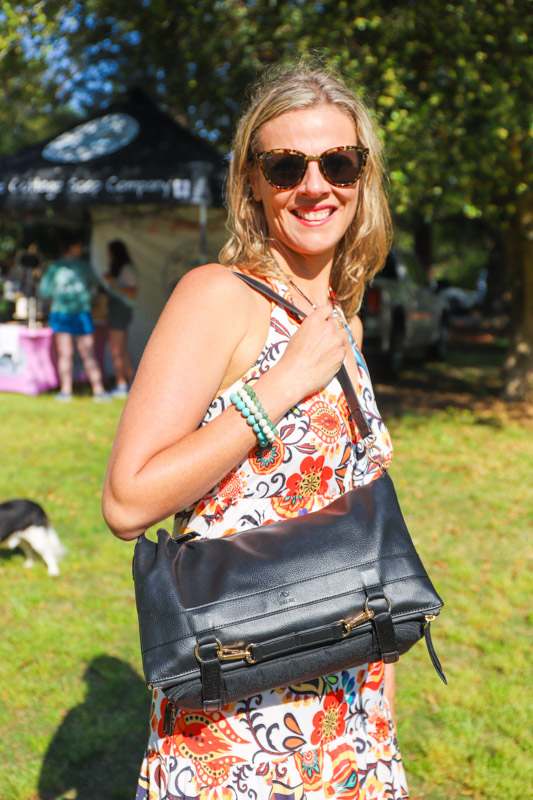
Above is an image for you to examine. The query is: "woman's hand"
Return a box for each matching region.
[270,305,348,405]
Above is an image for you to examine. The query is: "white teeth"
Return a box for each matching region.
[294,209,332,221]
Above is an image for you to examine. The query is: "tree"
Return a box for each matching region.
[0,2,73,155]
[7,0,533,398]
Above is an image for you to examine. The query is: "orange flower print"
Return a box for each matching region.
[170,710,248,786]
[360,773,383,800]
[294,748,324,793]
[250,439,285,475]
[367,707,390,744]
[199,787,234,800]
[358,661,384,695]
[268,781,305,800]
[272,456,333,518]
[310,689,348,745]
[219,471,246,501]
[337,392,358,442]
[325,742,360,800]
[307,401,341,447]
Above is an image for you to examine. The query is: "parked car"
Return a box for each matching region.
[436,269,488,315]
[360,249,449,377]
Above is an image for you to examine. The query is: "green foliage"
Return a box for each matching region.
[35,0,532,227]
[2,2,532,392]
[0,2,74,155]
[3,1,531,227]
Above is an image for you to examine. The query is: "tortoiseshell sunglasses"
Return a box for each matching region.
[256,145,369,189]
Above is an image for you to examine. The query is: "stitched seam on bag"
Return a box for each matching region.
[147,609,431,686]
[139,557,418,627]
[140,567,432,635]
[141,571,438,654]
[150,626,381,685]
[142,548,418,623]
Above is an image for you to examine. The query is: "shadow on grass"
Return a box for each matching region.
[365,338,524,423]
[38,655,150,800]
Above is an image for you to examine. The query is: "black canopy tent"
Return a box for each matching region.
[0,88,226,213]
[0,90,229,364]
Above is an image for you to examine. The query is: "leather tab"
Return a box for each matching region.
[251,622,346,663]
[362,575,399,664]
[371,596,399,663]
[425,622,447,685]
[196,635,223,712]
[163,700,177,736]
[173,531,199,544]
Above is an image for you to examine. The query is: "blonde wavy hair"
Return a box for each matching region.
[219,62,392,317]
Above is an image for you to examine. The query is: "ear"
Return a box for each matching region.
[248,164,262,203]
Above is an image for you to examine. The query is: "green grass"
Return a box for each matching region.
[0,371,531,800]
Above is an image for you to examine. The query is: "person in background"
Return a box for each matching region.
[40,229,109,402]
[102,240,138,397]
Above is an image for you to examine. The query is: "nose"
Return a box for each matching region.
[297,159,330,197]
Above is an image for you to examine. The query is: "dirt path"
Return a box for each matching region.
[368,330,533,426]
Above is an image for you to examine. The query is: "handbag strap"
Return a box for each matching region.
[234,271,373,441]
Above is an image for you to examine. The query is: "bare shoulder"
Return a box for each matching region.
[154,263,255,338]
[171,263,253,306]
[349,314,363,348]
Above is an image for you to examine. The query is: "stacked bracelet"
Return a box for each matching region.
[230,383,279,448]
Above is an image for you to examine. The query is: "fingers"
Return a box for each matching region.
[312,305,344,330]
[316,306,348,343]
[300,305,347,358]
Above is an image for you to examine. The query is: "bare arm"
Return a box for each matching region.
[102,265,347,540]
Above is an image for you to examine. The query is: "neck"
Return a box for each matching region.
[268,245,334,305]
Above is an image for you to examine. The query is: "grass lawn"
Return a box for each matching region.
[0,346,531,800]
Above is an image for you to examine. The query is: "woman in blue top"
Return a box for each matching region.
[40,229,108,402]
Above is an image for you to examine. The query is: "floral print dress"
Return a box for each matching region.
[136,278,409,800]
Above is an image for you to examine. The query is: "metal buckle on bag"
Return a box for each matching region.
[341,609,375,638]
[362,433,385,468]
[195,639,257,665]
[424,614,437,628]
[364,595,392,615]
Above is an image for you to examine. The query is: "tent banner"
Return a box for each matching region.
[0,172,202,206]
[0,94,226,210]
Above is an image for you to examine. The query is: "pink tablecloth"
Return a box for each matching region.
[0,324,108,396]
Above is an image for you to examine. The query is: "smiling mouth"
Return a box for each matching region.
[292,208,334,222]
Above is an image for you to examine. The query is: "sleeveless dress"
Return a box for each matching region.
[136,278,409,800]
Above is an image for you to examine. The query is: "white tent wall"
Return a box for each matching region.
[89,205,228,369]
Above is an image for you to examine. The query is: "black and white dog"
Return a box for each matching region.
[0,499,66,576]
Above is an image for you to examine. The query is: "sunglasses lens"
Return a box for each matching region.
[262,152,306,188]
[322,149,364,185]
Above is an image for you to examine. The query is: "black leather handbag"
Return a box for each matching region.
[133,275,446,730]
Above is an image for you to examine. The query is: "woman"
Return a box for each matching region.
[103,64,408,799]
[40,229,108,402]
[103,239,138,397]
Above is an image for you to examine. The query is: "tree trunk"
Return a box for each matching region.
[413,214,433,274]
[503,192,533,401]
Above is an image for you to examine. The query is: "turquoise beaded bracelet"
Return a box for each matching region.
[230,383,279,448]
